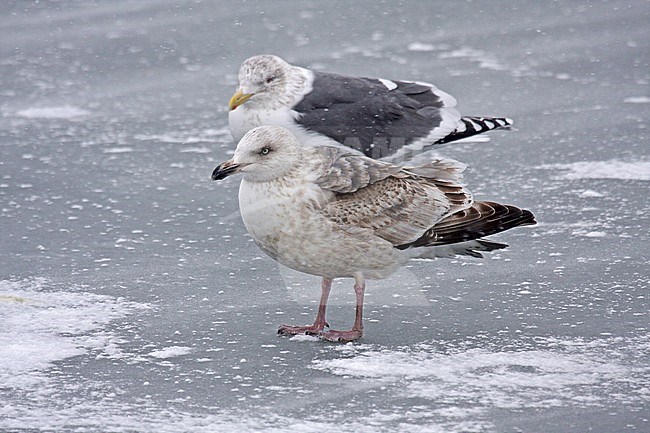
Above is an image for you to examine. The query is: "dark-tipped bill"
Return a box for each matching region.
[228,89,254,111]
[211,160,246,180]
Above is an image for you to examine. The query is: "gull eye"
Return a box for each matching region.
[259,147,271,155]
[265,76,275,84]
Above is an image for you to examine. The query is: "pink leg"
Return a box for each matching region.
[278,277,332,336]
[320,277,365,343]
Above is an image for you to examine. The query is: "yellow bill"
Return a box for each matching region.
[229,89,254,110]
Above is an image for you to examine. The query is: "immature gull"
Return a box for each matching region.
[212,125,535,342]
[228,54,513,160]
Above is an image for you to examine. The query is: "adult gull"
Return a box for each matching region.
[212,125,535,342]
[228,55,513,160]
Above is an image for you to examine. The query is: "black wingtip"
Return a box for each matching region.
[397,202,536,250]
[435,116,514,145]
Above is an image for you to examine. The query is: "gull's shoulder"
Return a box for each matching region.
[312,145,403,194]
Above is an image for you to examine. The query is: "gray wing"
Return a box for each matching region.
[315,150,472,245]
[294,71,459,159]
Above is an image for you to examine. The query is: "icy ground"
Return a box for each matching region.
[1,1,649,432]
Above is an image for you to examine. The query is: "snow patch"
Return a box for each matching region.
[407,42,436,52]
[439,47,506,71]
[289,334,320,342]
[103,147,134,154]
[311,335,649,413]
[541,160,650,181]
[579,189,604,198]
[16,106,90,119]
[148,346,193,359]
[623,96,650,104]
[134,128,230,145]
[135,133,190,143]
[180,147,212,154]
[0,278,150,391]
[572,230,607,238]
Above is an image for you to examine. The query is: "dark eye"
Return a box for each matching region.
[259,147,271,155]
[265,76,275,84]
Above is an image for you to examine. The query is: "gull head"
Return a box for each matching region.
[212,126,303,183]
[229,55,296,111]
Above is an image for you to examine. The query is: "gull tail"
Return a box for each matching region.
[409,239,508,259]
[397,201,536,258]
[434,116,513,145]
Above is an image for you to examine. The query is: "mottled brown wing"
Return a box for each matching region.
[316,151,473,245]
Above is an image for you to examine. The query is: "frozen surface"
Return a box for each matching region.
[541,160,650,180]
[1,1,648,432]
